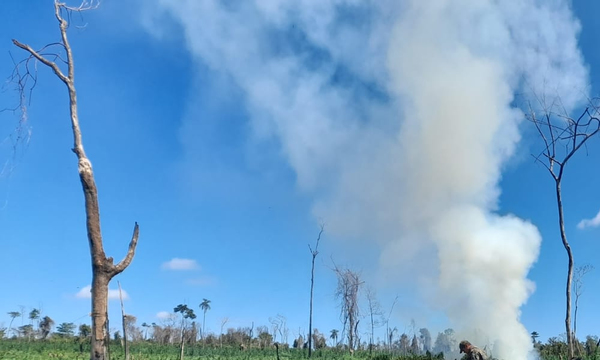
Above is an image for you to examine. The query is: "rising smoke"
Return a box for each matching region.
[143,1,588,359]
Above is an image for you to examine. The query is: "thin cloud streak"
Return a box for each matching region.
[161,258,200,271]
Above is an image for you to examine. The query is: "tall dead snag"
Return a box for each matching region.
[10,2,140,360]
[528,100,600,360]
[573,264,593,345]
[307,224,324,358]
[332,263,362,353]
[118,282,130,360]
[365,287,383,354]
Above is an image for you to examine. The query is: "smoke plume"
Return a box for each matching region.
[142,1,588,359]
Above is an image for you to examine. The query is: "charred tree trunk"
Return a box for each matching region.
[11,2,140,359]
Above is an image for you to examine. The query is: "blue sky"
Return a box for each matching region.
[0,0,599,352]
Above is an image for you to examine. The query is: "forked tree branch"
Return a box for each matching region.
[528,104,600,182]
[112,222,140,275]
[11,40,69,84]
[308,223,324,256]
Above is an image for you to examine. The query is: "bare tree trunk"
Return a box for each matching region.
[556,182,574,359]
[573,297,578,339]
[220,318,228,349]
[91,273,110,359]
[365,287,381,354]
[202,312,206,342]
[348,310,354,351]
[11,3,140,360]
[179,322,185,360]
[118,282,129,360]
[308,225,324,358]
[369,306,374,354]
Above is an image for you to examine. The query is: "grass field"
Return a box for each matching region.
[0,340,434,360]
[3,338,598,360]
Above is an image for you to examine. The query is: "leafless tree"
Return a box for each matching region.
[365,286,383,354]
[385,295,399,351]
[307,224,324,357]
[117,282,129,360]
[528,97,600,359]
[573,264,594,340]
[8,2,140,359]
[269,314,287,344]
[219,317,229,348]
[332,263,363,352]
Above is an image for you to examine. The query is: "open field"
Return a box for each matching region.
[2,338,600,360]
[0,340,427,360]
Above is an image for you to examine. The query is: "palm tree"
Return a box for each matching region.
[330,329,339,347]
[7,311,21,338]
[28,309,40,340]
[199,299,211,340]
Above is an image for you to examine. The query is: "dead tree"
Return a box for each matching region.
[118,282,129,360]
[386,295,399,352]
[529,99,600,359]
[307,224,324,357]
[573,264,593,342]
[10,2,140,359]
[332,263,363,353]
[365,287,383,354]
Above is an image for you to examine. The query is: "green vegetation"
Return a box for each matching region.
[2,304,599,360]
[0,339,439,360]
[1,333,600,360]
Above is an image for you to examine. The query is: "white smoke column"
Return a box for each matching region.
[141,1,588,359]
[387,1,586,359]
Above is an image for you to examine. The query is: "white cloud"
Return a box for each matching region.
[577,209,600,229]
[161,258,199,270]
[156,311,175,320]
[75,285,130,300]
